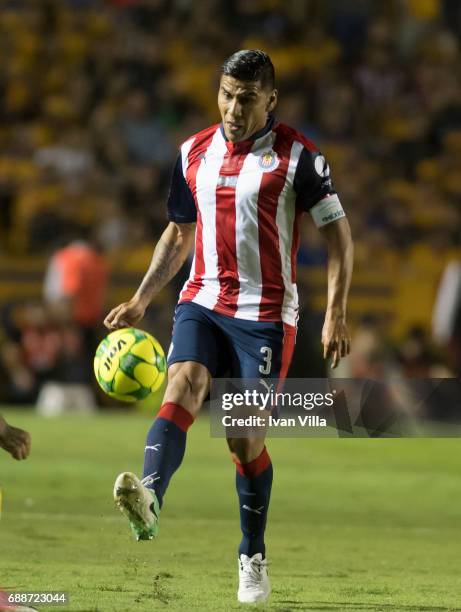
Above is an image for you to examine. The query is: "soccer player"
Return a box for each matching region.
[104,50,353,604]
[0,414,31,460]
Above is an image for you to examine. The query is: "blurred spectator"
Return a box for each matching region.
[396,325,441,378]
[118,90,174,165]
[0,302,76,403]
[43,237,109,364]
[0,302,100,410]
[342,316,394,379]
[34,129,94,185]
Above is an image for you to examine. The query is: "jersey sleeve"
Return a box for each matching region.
[166,153,197,223]
[293,148,336,211]
[293,147,346,227]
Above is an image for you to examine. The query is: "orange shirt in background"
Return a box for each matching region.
[44,242,109,327]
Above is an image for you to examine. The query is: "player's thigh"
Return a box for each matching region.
[167,302,221,374]
[165,302,220,415]
[230,321,296,379]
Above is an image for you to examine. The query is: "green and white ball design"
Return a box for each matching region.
[94,328,166,402]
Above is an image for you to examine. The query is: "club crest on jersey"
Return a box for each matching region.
[258,150,279,172]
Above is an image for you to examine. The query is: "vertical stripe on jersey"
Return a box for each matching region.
[215,141,254,315]
[180,130,217,303]
[180,138,194,176]
[234,135,273,319]
[257,134,293,321]
[182,128,227,308]
[178,138,198,302]
[276,140,304,325]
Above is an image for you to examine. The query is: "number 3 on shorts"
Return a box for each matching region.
[259,346,272,375]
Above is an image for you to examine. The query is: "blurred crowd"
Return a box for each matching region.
[1,0,461,408]
[1,0,460,256]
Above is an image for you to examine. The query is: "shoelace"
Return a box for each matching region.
[240,557,268,588]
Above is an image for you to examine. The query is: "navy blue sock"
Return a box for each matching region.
[142,402,193,508]
[235,447,273,558]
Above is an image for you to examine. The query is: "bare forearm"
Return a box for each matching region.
[134,222,194,306]
[322,218,354,318]
[326,244,353,316]
[319,217,353,367]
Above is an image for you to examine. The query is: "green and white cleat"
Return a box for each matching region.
[113,472,160,541]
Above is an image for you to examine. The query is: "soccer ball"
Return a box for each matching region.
[94,328,166,402]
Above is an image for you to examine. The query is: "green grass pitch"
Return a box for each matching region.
[0,409,460,611]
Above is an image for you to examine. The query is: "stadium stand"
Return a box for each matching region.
[0,0,460,400]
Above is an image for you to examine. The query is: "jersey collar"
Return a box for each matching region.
[220,115,275,149]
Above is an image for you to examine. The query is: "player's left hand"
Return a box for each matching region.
[322,313,351,369]
[0,420,31,460]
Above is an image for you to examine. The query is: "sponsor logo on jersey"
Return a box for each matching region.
[217,175,238,188]
[258,150,279,172]
[314,154,330,178]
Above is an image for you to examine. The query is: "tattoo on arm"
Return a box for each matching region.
[136,236,187,302]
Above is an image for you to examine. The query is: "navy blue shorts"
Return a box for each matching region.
[167,301,296,379]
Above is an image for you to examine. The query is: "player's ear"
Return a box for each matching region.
[266,89,278,113]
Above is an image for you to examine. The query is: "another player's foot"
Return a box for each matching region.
[237,553,271,604]
[113,472,160,541]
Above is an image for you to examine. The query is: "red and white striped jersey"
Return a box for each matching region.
[167,118,344,325]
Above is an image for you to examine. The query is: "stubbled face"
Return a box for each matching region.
[218,75,277,142]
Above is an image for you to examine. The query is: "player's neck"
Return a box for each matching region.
[221,115,275,144]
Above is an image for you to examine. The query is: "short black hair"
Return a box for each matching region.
[220,49,275,90]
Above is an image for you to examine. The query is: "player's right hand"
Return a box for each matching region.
[0,424,31,460]
[104,298,146,330]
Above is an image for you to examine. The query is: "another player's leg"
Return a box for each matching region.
[228,436,272,603]
[114,361,210,540]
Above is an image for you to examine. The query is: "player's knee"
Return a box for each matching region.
[166,362,210,412]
